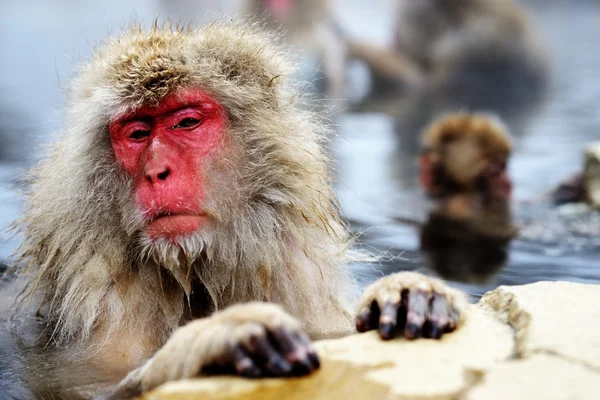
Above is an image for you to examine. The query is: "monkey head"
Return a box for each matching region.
[419,112,513,206]
[18,22,348,329]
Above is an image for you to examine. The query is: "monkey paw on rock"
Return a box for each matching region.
[113,303,319,399]
[356,272,467,340]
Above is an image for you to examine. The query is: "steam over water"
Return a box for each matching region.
[0,0,600,397]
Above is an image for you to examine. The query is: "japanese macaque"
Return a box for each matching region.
[418,113,518,283]
[2,22,467,399]
[245,0,347,112]
[349,0,549,110]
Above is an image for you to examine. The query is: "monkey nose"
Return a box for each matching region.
[144,165,171,184]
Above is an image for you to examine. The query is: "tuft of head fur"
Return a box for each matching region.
[14,20,360,345]
[422,112,512,187]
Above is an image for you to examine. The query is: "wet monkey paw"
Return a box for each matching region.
[112,303,319,398]
[356,272,467,340]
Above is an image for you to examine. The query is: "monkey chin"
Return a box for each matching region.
[146,215,207,242]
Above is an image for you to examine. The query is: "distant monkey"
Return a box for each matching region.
[418,112,518,282]
[2,22,467,399]
[245,0,348,112]
[349,0,549,109]
[552,172,586,205]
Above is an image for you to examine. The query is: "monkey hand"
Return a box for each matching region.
[355,272,467,340]
[112,302,319,399]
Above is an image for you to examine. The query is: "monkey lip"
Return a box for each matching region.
[146,213,207,240]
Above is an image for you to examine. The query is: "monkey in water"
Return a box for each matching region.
[349,0,549,111]
[418,112,518,283]
[1,22,467,399]
[245,0,348,113]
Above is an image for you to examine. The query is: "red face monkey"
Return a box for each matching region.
[8,22,466,398]
[109,89,226,242]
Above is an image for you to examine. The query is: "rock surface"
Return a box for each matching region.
[140,281,600,400]
[479,281,600,370]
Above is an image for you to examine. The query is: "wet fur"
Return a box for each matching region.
[13,21,361,350]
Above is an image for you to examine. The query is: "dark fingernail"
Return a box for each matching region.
[239,363,262,378]
[292,359,313,376]
[307,350,320,369]
[405,323,421,339]
[356,311,372,332]
[378,322,397,340]
[429,325,442,339]
[267,356,292,375]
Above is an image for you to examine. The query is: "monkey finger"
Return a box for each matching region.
[230,344,262,378]
[295,331,320,370]
[378,301,401,340]
[356,309,372,332]
[269,327,298,355]
[283,331,318,375]
[269,327,318,370]
[244,333,292,376]
[356,300,381,333]
[444,307,461,333]
[423,293,450,339]
[404,289,430,340]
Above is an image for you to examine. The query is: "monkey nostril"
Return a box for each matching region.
[157,169,170,181]
[145,167,171,184]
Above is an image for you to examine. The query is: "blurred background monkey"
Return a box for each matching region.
[349,0,549,114]
[419,112,518,283]
[245,0,349,113]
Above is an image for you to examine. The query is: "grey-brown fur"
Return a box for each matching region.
[15,21,359,347]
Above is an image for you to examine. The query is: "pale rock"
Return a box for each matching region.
[140,281,600,400]
[466,354,600,400]
[478,280,600,369]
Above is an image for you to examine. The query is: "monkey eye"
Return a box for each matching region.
[128,130,151,140]
[173,117,202,129]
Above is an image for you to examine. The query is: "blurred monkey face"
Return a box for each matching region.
[261,0,294,21]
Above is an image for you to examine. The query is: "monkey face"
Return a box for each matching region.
[109,88,227,242]
[260,0,295,21]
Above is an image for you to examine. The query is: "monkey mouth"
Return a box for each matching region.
[146,212,207,241]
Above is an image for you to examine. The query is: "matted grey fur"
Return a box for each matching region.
[14,20,362,348]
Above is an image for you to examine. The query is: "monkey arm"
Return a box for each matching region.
[347,40,425,89]
[111,303,318,399]
[430,8,531,81]
[318,22,348,107]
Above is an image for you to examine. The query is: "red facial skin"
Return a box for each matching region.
[419,152,512,201]
[265,0,294,21]
[419,153,439,197]
[109,89,226,241]
[483,163,512,201]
